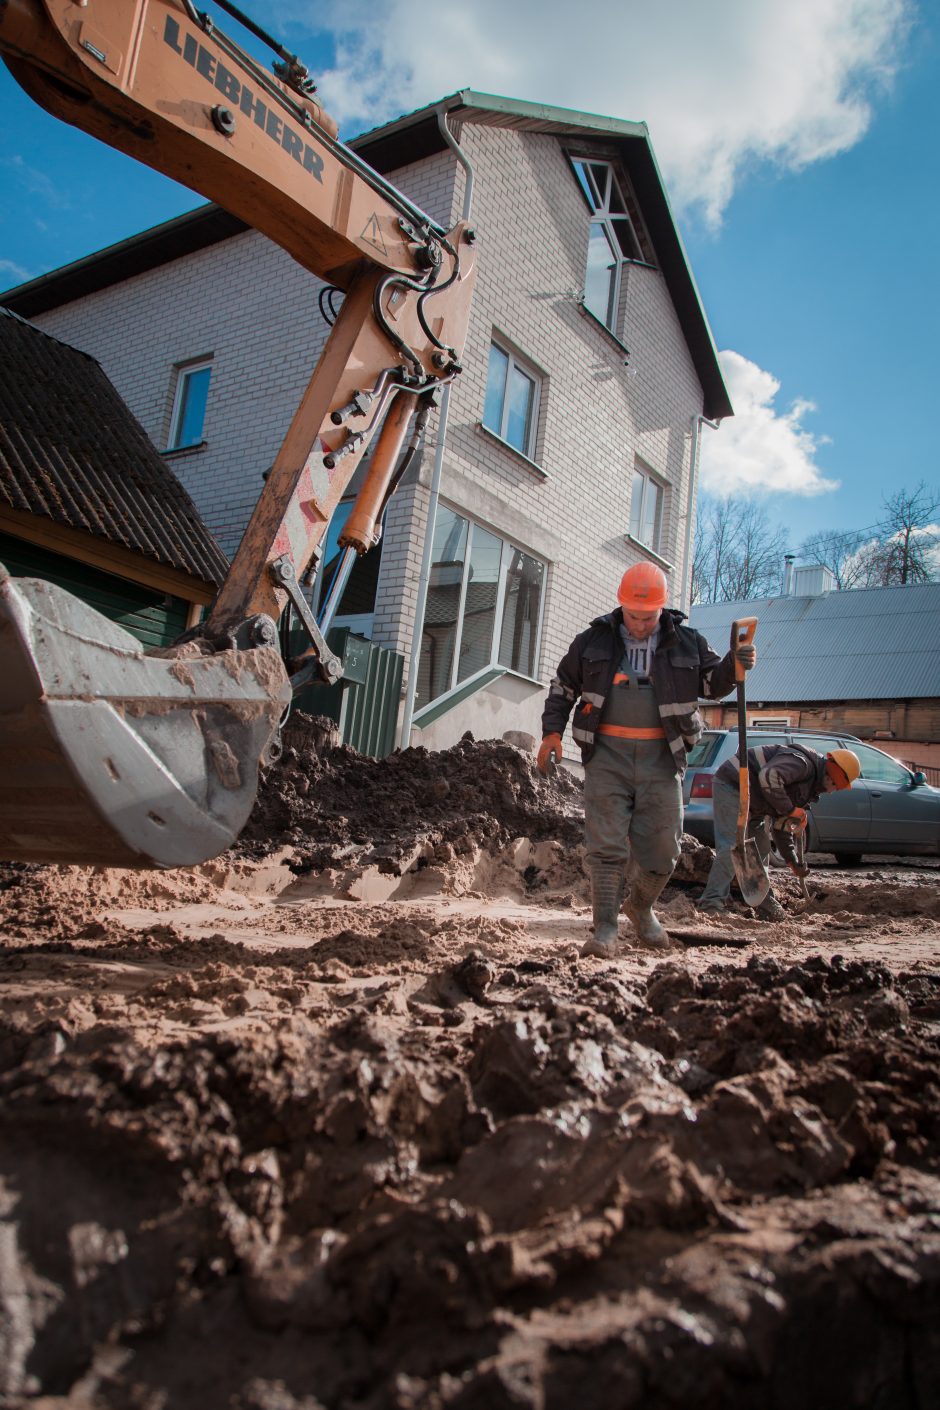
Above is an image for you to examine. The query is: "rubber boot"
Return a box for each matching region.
[581,864,624,958]
[625,867,671,947]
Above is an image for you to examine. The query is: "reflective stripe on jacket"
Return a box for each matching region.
[716,742,827,818]
[541,608,737,774]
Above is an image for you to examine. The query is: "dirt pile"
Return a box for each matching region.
[238,716,585,871]
[1,730,939,1408]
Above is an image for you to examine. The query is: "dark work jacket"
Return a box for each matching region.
[717,742,828,819]
[541,608,738,775]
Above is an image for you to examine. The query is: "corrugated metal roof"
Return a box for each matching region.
[689,585,940,701]
[0,309,228,587]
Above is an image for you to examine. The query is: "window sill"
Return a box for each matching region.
[161,441,207,458]
[412,662,543,728]
[623,533,674,573]
[477,423,548,479]
[577,299,632,362]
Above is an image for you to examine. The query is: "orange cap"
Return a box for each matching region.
[618,562,668,611]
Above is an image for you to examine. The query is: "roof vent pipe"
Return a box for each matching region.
[782,553,795,596]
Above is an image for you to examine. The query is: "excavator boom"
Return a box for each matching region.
[0,0,477,867]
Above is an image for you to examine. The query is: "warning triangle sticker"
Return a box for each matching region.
[360,214,388,256]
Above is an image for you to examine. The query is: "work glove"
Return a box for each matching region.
[770,828,803,870]
[773,806,808,835]
[735,642,757,671]
[537,733,562,777]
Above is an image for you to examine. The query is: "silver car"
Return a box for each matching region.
[682,727,940,864]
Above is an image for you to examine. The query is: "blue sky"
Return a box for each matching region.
[2,0,937,554]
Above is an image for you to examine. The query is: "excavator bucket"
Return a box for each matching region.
[0,567,291,868]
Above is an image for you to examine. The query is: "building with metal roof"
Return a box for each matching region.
[689,582,940,772]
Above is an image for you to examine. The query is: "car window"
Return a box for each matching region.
[793,734,842,760]
[747,734,790,752]
[849,743,911,785]
[686,733,724,767]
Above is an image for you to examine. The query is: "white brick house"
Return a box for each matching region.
[3,91,731,756]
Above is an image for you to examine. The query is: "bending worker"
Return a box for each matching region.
[697,742,861,918]
[537,563,754,956]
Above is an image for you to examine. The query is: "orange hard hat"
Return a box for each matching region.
[618,562,668,611]
[826,749,860,788]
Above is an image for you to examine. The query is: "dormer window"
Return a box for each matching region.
[571,158,644,331]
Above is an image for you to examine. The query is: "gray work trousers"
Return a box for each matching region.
[583,736,683,875]
[698,776,772,905]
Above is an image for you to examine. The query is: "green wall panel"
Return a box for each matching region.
[0,531,188,649]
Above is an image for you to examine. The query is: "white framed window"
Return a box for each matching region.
[629,464,665,554]
[415,506,546,711]
[570,158,644,331]
[167,358,212,450]
[482,338,541,458]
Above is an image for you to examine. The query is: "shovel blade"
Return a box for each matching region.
[732,837,770,908]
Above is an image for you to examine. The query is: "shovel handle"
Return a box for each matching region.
[731,617,758,684]
[731,618,758,837]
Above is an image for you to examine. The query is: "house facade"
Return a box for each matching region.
[4,91,731,755]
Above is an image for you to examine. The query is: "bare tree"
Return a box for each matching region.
[871,481,940,585]
[691,495,789,603]
[795,527,869,589]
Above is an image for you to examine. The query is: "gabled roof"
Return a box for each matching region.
[0,309,229,588]
[0,90,731,421]
[688,583,940,701]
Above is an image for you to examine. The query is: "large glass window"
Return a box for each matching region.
[630,465,664,553]
[571,158,643,331]
[498,549,544,678]
[167,359,212,450]
[415,508,545,711]
[482,339,540,458]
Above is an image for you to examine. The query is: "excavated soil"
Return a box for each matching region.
[1,715,939,1409]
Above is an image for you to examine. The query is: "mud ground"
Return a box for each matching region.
[1,716,939,1409]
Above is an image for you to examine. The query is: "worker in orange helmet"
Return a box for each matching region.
[698,744,860,918]
[537,562,755,956]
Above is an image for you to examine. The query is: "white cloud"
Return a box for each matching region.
[286,0,912,224]
[699,350,839,498]
[1,153,70,208]
[0,258,30,283]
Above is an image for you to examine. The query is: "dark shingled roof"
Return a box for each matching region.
[0,308,228,587]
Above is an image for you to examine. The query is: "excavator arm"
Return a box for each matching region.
[0,0,477,867]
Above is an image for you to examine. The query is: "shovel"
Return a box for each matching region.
[792,827,810,901]
[730,617,770,908]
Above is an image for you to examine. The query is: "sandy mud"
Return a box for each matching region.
[1,717,938,1409]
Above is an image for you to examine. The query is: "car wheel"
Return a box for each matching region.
[834,853,863,867]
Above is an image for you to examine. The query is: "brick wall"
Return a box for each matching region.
[31,123,709,747]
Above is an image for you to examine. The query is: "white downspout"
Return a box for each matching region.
[680,413,720,610]
[398,106,475,747]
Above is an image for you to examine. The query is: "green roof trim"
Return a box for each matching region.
[411,666,507,730]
